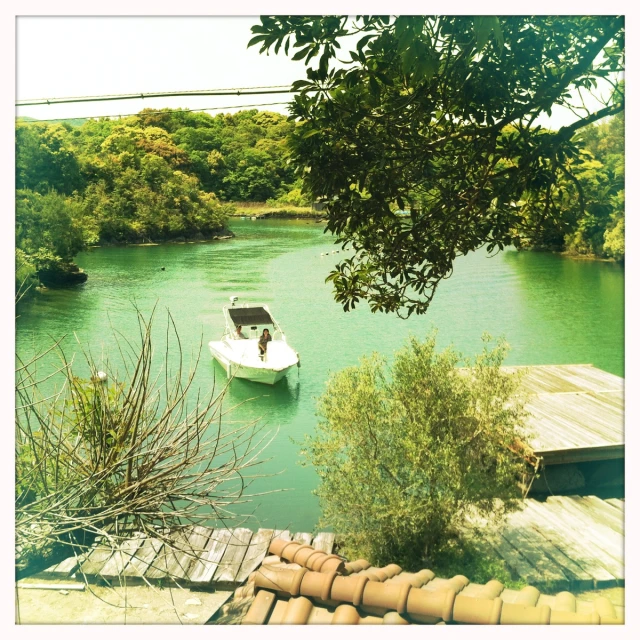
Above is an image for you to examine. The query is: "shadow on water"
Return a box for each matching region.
[209,359,303,431]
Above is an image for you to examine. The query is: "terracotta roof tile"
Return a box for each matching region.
[343,558,371,575]
[242,590,276,625]
[514,585,541,606]
[387,569,435,588]
[210,540,623,625]
[269,538,345,574]
[422,574,469,593]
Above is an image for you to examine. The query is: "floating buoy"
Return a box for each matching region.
[161,266,165,271]
[91,370,108,383]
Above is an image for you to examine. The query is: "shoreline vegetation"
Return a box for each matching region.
[229,202,325,219]
[15,105,623,300]
[24,209,617,294]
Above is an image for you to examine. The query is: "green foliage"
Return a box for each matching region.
[15,189,87,290]
[518,112,625,260]
[141,108,297,200]
[16,122,83,194]
[15,249,38,301]
[562,114,625,259]
[303,333,530,569]
[16,190,86,262]
[81,124,233,243]
[603,200,624,261]
[266,180,312,207]
[427,535,526,589]
[250,16,624,315]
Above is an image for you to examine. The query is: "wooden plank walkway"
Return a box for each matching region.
[502,364,624,464]
[36,498,623,595]
[38,528,335,590]
[461,495,624,591]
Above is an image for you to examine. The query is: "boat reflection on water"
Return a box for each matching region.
[211,359,302,424]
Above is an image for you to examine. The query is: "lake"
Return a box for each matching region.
[15,219,624,531]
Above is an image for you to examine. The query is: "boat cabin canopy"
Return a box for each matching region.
[228,306,274,327]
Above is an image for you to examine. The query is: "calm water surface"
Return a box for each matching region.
[16,219,624,531]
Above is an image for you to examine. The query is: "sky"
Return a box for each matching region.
[16,16,304,122]
[15,15,616,130]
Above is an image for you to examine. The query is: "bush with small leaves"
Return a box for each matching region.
[303,333,532,569]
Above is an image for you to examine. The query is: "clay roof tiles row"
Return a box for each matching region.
[211,539,623,625]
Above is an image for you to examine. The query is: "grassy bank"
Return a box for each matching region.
[228,201,325,219]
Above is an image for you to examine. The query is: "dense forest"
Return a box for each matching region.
[15,109,305,296]
[15,107,623,299]
[522,113,624,261]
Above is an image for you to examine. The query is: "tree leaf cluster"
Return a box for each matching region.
[250,15,624,316]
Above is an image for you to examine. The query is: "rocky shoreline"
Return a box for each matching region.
[93,227,236,248]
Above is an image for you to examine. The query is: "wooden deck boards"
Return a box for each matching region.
[99,532,145,581]
[120,534,163,579]
[50,527,336,589]
[293,532,313,545]
[145,527,204,582]
[211,527,254,584]
[312,532,336,553]
[505,364,622,395]
[235,529,290,585]
[36,498,622,595]
[505,364,624,463]
[42,552,87,579]
[189,528,233,585]
[461,495,624,590]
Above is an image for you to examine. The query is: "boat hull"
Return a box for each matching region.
[208,340,297,385]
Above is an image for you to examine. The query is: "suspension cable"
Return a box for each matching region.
[16,86,303,107]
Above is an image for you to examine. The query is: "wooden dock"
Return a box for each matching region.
[40,528,335,590]
[40,496,623,594]
[504,364,624,465]
[461,495,624,591]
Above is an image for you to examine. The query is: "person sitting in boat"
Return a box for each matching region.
[258,328,272,358]
[235,325,247,339]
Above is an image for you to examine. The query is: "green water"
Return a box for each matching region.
[15,219,624,531]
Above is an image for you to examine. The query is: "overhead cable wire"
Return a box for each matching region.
[16,101,293,123]
[16,86,304,107]
[17,85,294,103]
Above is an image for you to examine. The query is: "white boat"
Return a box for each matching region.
[208,298,300,385]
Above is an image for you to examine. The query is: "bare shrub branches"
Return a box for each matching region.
[15,306,275,570]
